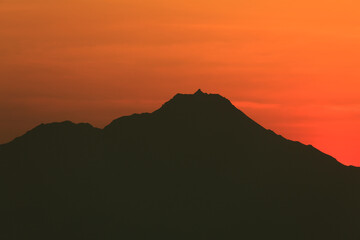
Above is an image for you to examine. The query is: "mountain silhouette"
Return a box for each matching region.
[0,90,359,240]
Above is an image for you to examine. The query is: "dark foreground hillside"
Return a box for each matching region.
[0,90,359,239]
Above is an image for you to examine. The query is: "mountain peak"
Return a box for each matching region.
[147,90,266,132]
[153,90,237,116]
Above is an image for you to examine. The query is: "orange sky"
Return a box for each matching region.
[1,0,360,165]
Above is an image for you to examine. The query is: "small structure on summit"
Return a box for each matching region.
[194,89,206,96]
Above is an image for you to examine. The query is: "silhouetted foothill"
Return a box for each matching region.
[0,90,358,240]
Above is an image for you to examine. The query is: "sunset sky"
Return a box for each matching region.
[1,0,360,165]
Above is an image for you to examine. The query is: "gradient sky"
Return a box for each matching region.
[1,0,360,165]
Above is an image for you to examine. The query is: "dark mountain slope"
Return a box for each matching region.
[0,90,359,240]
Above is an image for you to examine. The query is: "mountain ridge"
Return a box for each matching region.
[2,90,345,168]
[0,90,358,240]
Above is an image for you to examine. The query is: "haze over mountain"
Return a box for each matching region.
[0,90,359,239]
